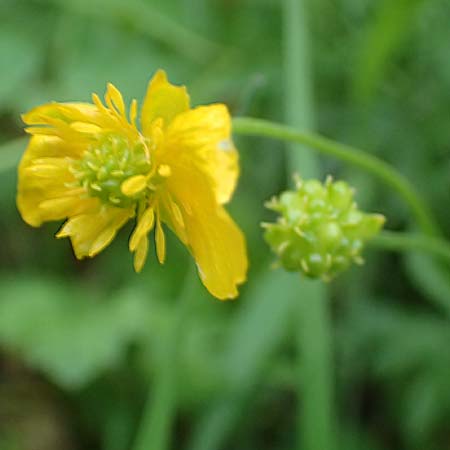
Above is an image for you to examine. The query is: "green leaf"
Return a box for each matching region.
[0,277,153,389]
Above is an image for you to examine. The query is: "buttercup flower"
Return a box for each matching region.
[17,70,248,299]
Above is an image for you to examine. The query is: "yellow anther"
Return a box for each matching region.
[87,161,100,171]
[121,175,148,197]
[90,182,102,192]
[158,164,171,178]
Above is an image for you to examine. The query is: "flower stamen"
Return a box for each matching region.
[73,133,151,208]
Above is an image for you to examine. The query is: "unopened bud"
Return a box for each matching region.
[264,176,385,281]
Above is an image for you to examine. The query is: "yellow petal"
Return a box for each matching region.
[133,235,149,273]
[105,83,126,117]
[121,175,148,197]
[24,162,70,178]
[187,206,247,300]
[170,201,184,231]
[23,103,98,144]
[70,122,102,134]
[158,195,188,244]
[24,97,138,143]
[57,206,134,259]
[155,215,166,264]
[38,196,91,217]
[141,70,190,136]
[17,135,96,226]
[166,104,238,204]
[130,99,138,127]
[23,102,101,132]
[19,129,83,161]
[167,166,247,300]
[129,207,155,251]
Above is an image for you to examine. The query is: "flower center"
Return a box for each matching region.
[72,134,151,207]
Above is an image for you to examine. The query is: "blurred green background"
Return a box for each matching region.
[1,0,450,449]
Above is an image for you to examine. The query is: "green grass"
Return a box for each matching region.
[1,1,450,450]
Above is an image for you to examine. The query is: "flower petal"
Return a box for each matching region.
[57,206,134,259]
[129,207,155,252]
[134,235,149,273]
[105,83,126,118]
[17,135,97,226]
[24,97,138,142]
[129,206,155,272]
[23,102,101,131]
[155,215,166,264]
[159,194,188,244]
[187,205,247,300]
[141,70,190,135]
[166,104,238,204]
[167,167,247,300]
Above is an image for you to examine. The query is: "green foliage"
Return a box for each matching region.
[0,277,151,388]
[0,0,449,449]
[340,298,450,450]
[0,26,43,108]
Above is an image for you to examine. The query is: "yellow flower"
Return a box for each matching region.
[17,70,248,300]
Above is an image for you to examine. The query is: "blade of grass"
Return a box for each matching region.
[187,270,302,450]
[132,266,199,450]
[283,0,318,177]
[283,2,335,450]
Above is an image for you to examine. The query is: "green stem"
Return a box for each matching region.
[371,230,450,264]
[232,116,439,236]
[282,2,335,450]
[132,266,198,450]
[297,281,334,450]
[283,0,318,177]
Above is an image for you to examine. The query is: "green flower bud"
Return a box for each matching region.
[263,176,385,281]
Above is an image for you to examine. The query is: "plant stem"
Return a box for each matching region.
[132,266,198,450]
[371,230,450,264]
[296,280,334,450]
[282,2,335,450]
[283,0,318,177]
[232,116,439,236]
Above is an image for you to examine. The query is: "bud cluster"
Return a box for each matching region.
[72,134,151,208]
[263,177,385,280]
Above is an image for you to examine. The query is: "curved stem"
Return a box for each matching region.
[232,117,439,236]
[371,230,450,264]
